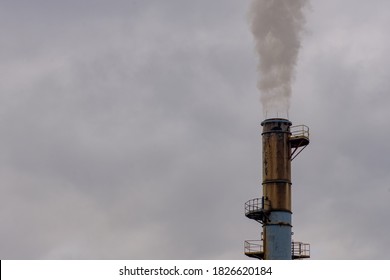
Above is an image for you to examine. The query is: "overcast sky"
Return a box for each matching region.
[1,0,390,260]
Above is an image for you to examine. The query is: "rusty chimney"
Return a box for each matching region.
[244,118,310,260]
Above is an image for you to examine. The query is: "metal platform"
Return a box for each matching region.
[245,198,270,224]
[292,242,311,259]
[244,240,310,260]
[244,240,264,259]
[290,125,310,160]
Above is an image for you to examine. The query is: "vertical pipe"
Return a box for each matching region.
[261,118,292,260]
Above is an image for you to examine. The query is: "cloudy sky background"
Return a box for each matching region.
[1,0,390,260]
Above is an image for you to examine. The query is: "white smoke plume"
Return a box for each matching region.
[249,0,309,118]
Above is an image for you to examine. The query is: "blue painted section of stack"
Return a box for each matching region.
[264,211,292,260]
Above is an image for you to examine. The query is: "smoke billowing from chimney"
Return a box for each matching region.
[249,0,308,118]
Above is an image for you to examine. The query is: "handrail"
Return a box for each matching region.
[291,124,309,139]
[292,242,310,258]
[290,124,310,160]
[245,198,261,214]
[244,240,310,258]
[245,198,270,215]
[244,240,263,254]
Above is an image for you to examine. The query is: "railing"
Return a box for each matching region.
[292,242,310,259]
[245,198,261,215]
[245,198,271,223]
[245,198,270,215]
[244,240,263,254]
[244,240,310,259]
[291,125,309,139]
[290,124,310,159]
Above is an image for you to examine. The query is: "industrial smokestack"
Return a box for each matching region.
[245,118,310,260]
[249,0,309,117]
[261,118,293,259]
